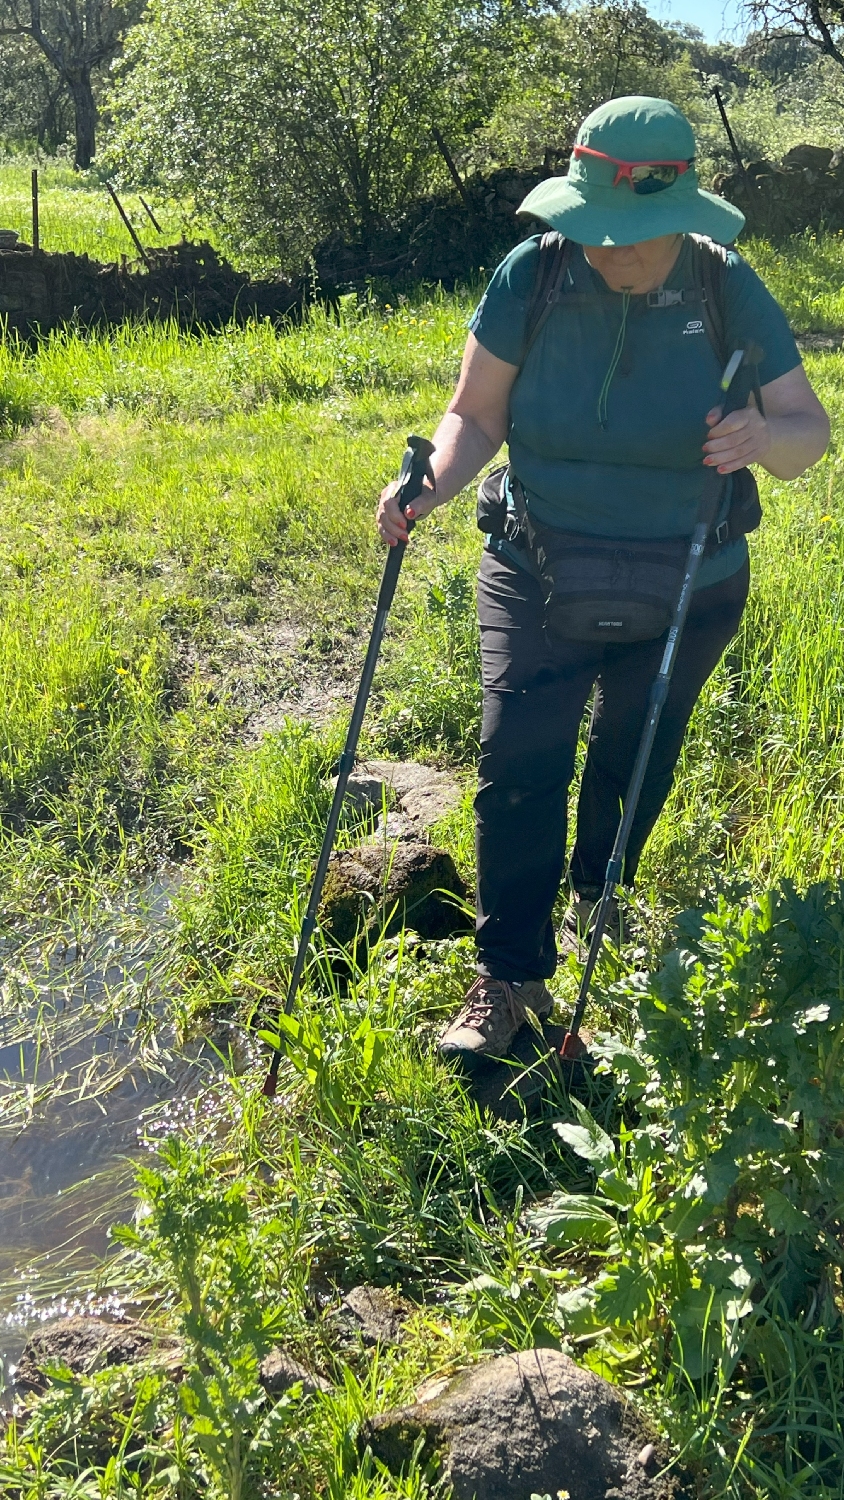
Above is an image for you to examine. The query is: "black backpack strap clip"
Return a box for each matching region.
[646,287,687,308]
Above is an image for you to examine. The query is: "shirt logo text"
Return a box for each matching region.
[683,319,704,335]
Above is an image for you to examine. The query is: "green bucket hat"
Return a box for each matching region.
[517,96,745,247]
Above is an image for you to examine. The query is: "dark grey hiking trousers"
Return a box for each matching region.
[475,548,749,981]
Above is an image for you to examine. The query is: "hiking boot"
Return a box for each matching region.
[438,977,554,1064]
[559,885,621,959]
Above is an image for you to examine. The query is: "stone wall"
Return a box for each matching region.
[714,144,844,237]
[313,168,548,291]
[0,169,552,335]
[0,239,300,338]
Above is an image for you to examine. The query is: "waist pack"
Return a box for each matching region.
[477,465,760,645]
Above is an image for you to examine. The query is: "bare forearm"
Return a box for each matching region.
[428,410,505,508]
[760,410,830,481]
[376,335,515,544]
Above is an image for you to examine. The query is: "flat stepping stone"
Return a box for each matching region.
[334,759,463,837]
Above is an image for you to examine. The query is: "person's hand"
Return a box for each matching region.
[703,402,771,474]
[375,478,439,546]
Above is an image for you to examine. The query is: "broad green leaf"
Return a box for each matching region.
[631,1126,667,1167]
[663,1194,710,1241]
[529,1193,616,1247]
[590,1033,650,1091]
[673,1285,752,1331]
[458,1273,505,1296]
[553,1106,615,1169]
[763,1189,815,1238]
[726,1101,792,1156]
[555,1284,600,1335]
[670,1282,753,1379]
[704,1151,739,1205]
[276,1013,305,1043]
[594,1263,654,1326]
[596,1169,637,1207]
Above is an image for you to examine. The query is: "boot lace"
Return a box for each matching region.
[460,978,525,1032]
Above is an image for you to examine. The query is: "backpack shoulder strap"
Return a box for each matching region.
[522,232,573,364]
[690,233,729,371]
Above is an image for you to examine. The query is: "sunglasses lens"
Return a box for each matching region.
[630,164,679,194]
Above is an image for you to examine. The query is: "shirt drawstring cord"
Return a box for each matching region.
[596,288,632,428]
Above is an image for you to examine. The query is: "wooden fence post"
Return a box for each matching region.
[31,168,39,254]
[106,181,151,268]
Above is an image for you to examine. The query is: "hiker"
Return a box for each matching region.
[376,96,830,1064]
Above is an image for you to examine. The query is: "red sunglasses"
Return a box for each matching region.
[573,144,693,194]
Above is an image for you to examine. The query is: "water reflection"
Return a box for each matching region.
[0,872,211,1384]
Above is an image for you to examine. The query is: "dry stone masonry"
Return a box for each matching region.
[0,240,300,337]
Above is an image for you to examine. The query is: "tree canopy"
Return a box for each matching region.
[108,0,535,267]
[746,0,844,72]
[465,1,704,174]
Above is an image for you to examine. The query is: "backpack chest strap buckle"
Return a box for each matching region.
[646,287,686,308]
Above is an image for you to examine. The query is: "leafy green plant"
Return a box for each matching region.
[259,1006,391,1129]
[528,881,844,1490]
[108,1137,309,1498]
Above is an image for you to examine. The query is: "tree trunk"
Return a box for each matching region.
[69,71,97,169]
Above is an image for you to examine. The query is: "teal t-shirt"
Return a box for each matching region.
[469,236,801,589]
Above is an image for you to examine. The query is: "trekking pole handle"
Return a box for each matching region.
[397,434,437,518]
[376,436,437,613]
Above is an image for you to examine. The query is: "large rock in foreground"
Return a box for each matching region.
[363,1348,678,1500]
[320,840,469,947]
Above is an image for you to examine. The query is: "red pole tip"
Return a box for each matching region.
[261,1073,278,1098]
[560,1031,588,1061]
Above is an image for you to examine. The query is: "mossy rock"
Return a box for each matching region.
[319,840,468,948]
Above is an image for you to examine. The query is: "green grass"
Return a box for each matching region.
[0,293,469,901]
[2,239,844,1497]
[0,159,193,261]
[640,356,844,898]
[0,297,467,426]
[744,232,844,333]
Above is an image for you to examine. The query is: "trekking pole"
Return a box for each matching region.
[261,435,436,1098]
[560,351,747,1061]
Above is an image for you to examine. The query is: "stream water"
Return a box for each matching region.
[0,872,217,1388]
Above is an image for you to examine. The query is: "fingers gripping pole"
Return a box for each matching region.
[262,436,435,1098]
